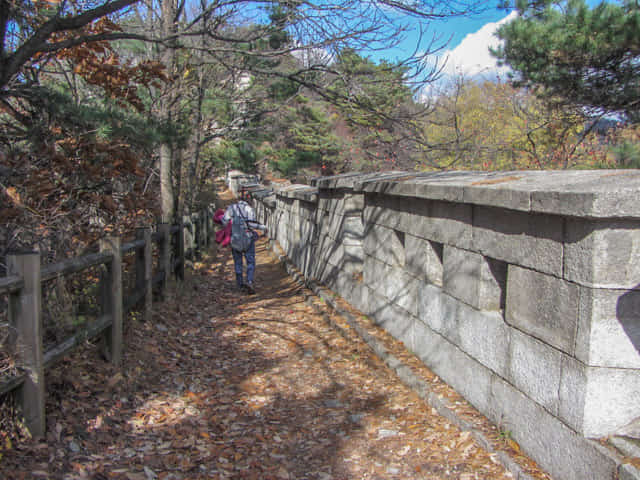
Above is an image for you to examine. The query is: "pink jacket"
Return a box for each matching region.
[213,208,225,224]
[214,208,231,247]
[215,223,231,247]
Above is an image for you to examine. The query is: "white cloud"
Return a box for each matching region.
[440,11,517,79]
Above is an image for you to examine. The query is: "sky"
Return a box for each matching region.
[382,5,518,82]
[384,0,604,83]
[437,10,518,79]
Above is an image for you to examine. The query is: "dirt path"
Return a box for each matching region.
[0,202,551,479]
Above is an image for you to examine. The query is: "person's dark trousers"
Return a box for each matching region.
[231,240,256,289]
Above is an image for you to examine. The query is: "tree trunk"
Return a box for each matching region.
[157,0,179,222]
[159,143,174,222]
[187,72,206,211]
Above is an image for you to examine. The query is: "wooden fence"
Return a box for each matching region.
[0,206,215,437]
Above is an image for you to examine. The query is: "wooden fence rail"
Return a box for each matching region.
[0,205,214,437]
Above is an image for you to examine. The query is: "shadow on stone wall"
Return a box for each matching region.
[616,286,640,357]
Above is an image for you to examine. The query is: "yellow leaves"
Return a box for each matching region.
[422,77,597,170]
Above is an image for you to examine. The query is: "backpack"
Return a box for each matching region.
[230,204,255,252]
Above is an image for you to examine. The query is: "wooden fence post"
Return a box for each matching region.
[7,252,45,438]
[99,236,122,367]
[177,218,185,281]
[209,205,215,245]
[192,213,201,259]
[204,206,211,247]
[191,214,197,255]
[182,216,191,260]
[198,211,204,253]
[136,228,152,322]
[199,209,206,249]
[157,223,171,292]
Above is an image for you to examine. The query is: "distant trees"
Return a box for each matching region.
[494,0,640,121]
[250,48,424,178]
[421,76,609,170]
[327,49,422,172]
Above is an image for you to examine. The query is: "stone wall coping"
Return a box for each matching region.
[274,184,319,203]
[312,171,407,189]
[312,170,640,219]
[229,173,256,179]
[250,189,274,199]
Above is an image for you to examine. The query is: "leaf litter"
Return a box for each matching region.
[0,237,552,480]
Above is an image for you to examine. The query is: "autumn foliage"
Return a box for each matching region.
[1,16,169,262]
[52,19,168,112]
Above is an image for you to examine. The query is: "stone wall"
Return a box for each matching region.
[227,170,259,197]
[252,170,640,480]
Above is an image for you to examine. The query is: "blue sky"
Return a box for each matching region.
[377,0,609,81]
[377,4,516,80]
[408,5,512,59]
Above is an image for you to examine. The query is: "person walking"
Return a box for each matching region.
[222,199,267,294]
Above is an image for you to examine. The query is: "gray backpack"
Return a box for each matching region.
[230,205,254,252]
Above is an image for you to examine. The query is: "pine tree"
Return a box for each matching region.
[494,0,640,121]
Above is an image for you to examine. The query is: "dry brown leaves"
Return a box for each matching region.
[0,238,548,479]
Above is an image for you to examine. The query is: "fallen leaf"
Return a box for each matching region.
[126,473,147,480]
[508,438,521,454]
[5,187,21,204]
[107,372,124,388]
